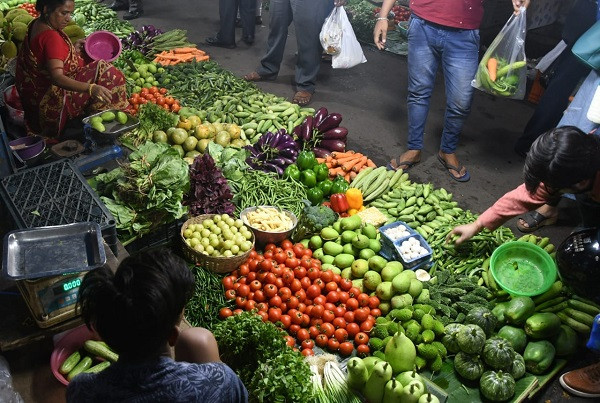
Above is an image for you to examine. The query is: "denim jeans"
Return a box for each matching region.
[406,15,479,153]
[559,69,600,133]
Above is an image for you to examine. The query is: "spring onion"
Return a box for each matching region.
[310,365,327,403]
[323,361,362,403]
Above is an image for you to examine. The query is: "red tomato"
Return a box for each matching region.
[343,311,355,323]
[274,251,287,264]
[307,267,320,280]
[257,310,268,321]
[325,281,338,293]
[332,274,342,283]
[338,291,350,304]
[268,307,281,323]
[300,257,312,269]
[269,295,282,307]
[253,290,266,302]
[313,278,325,289]
[311,304,324,318]
[301,339,315,350]
[264,284,278,298]
[235,296,247,308]
[333,305,346,318]
[356,344,370,357]
[281,239,293,250]
[159,87,168,95]
[322,310,335,323]
[233,308,244,316]
[285,335,296,347]
[332,317,347,330]
[294,289,306,302]
[285,257,300,269]
[250,279,262,291]
[326,291,340,304]
[282,269,295,285]
[297,328,310,342]
[302,248,313,258]
[256,302,268,312]
[358,293,370,307]
[289,324,301,335]
[239,264,250,276]
[225,289,236,300]
[301,348,314,357]
[327,337,340,352]
[360,320,374,332]
[321,322,335,338]
[249,250,259,259]
[310,318,323,327]
[291,311,304,325]
[354,307,369,323]
[324,302,336,312]
[259,259,273,272]
[368,296,381,309]
[297,302,307,313]
[294,267,307,280]
[304,304,314,317]
[248,258,259,272]
[279,314,291,329]
[264,272,277,285]
[219,307,233,319]
[313,295,327,306]
[222,276,235,290]
[370,308,382,318]
[290,278,302,293]
[300,276,312,290]
[306,284,321,299]
[245,299,257,311]
[287,295,300,309]
[320,270,334,283]
[339,278,353,291]
[302,313,311,327]
[308,326,320,339]
[278,287,292,301]
[348,287,361,298]
[346,322,360,338]
[264,243,277,252]
[293,244,305,257]
[339,341,354,356]
[271,264,283,278]
[334,328,348,342]
[237,284,250,298]
[315,334,328,348]
[355,332,369,345]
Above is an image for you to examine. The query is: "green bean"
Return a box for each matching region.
[185,265,232,330]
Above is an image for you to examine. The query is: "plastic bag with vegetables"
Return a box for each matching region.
[472,8,527,99]
[320,7,343,55]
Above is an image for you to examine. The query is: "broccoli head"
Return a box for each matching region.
[291,200,337,241]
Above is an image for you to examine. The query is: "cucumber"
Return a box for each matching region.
[84,340,119,363]
[59,351,81,375]
[67,356,93,381]
[557,312,591,335]
[534,296,566,312]
[572,295,600,310]
[532,281,563,306]
[563,308,595,327]
[568,299,600,316]
[84,361,111,374]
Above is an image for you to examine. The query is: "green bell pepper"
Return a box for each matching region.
[523,340,556,374]
[330,176,349,194]
[306,187,324,206]
[318,179,333,197]
[314,163,329,182]
[301,169,317,188]
[283,164,301,181]
[297,151,317,171]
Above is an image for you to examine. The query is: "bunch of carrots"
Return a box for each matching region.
[153,47,210,65]
[317,150,376,182]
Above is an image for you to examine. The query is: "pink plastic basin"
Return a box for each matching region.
[3,85,25,127]
[84,31,122,63]
[50,325,100,386]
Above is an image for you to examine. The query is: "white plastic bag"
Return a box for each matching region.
[320,7,343,56]
[331,7,367,69]
[472,8,527,99]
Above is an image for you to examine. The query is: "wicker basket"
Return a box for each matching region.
[180,214,254,274]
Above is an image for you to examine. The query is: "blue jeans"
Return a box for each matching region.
[559,69,600,133]
[406,15,479,153]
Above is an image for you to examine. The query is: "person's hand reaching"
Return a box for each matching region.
[512,0,530,14]
[90,84,113,104]
[446,221,484,246]
[334,0,346,7]
[373,19,388,50]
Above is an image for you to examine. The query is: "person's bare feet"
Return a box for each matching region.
[438,151,468,179]
[517,204,559,231]
[389,150,421,171]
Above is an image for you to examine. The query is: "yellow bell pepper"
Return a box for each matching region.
[345,188,363,210]
[348,208,358,216]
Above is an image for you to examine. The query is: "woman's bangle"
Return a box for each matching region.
[88,83,95,96]
[376,17,388,21]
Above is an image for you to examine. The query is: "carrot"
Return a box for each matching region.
[344,173,352,182]
[325,161,334,169]
[350,155,368,172]
[348,171,357,181]
[194,55,210,62]
[329,167,345,177]
[316,158,326,164]
[366,159,376,168]
[173,47,201,54]
[342,155,366,172]
[334,154,362,164]
[331,150,355,159]
[487,57,498,81]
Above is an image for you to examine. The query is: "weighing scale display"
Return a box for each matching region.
[36,273,86,315]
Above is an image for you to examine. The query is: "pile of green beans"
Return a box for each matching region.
[185,265,232,330]
[230,171,308,218]
[427,213,514,279]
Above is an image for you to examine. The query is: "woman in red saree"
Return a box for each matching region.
[15,0,128,138]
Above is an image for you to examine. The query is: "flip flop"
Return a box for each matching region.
[386,157,420,172]
[516,211,558,233]
[243,72,275,82]
[292,91,312,106]
[437,154,470,182]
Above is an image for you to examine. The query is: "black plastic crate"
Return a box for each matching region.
[124,218,185,255]
[0,159,118,256]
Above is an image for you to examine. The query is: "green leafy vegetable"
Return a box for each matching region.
[206,142,248,181]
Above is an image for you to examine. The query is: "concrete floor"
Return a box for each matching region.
[6,0,593,401]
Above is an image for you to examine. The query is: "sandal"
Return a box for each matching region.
[517,211,558,233]
[386,157,420,172]
[243,72,274,82]
[437,153,470,182]
[292,90,312,106]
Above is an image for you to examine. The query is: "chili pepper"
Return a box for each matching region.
[297,151,317,171]
[283,164,301,181]
[345,188,363,210]
[329,193,349,213]
[300,169,317,188]
[313,163,329,182]
[306,187,324,206]
[318,179,333,197]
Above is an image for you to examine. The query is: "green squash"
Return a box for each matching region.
[523,340,556,374]
[483,337,515,370]
[465,306,498,337]
[509,353,526,380]
[480,370,516,402]
[491,301,509,325]
[454,351,485,381]
[497,325,528,354]
[505,296,535,326]
[456,324,486,355]
[442,323,464,354]
[551,325,578,357]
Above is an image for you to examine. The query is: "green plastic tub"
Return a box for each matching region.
[490,241,557,297]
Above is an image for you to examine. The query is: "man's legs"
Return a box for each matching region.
[256,0,293,79]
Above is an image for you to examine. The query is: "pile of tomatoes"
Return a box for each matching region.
[220,240,380,358]
[125,86,181,115]
[19,3,40,17]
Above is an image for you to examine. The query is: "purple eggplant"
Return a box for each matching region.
[278,141,298,151]
[271,157,287,167]
[317,113,343,133]
[322,127,348,140]
[319,139,346,153]
[313,107,328,127]
[257,132,273,147]
[313,147,332,158]
[292,124,302,138]
[263,162,284,176]
[280,147,298,159]
[301,116,313,142]
[280,157,295,165]
[269,131,282,148]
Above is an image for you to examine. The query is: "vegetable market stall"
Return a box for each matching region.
[0,2,598,403]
